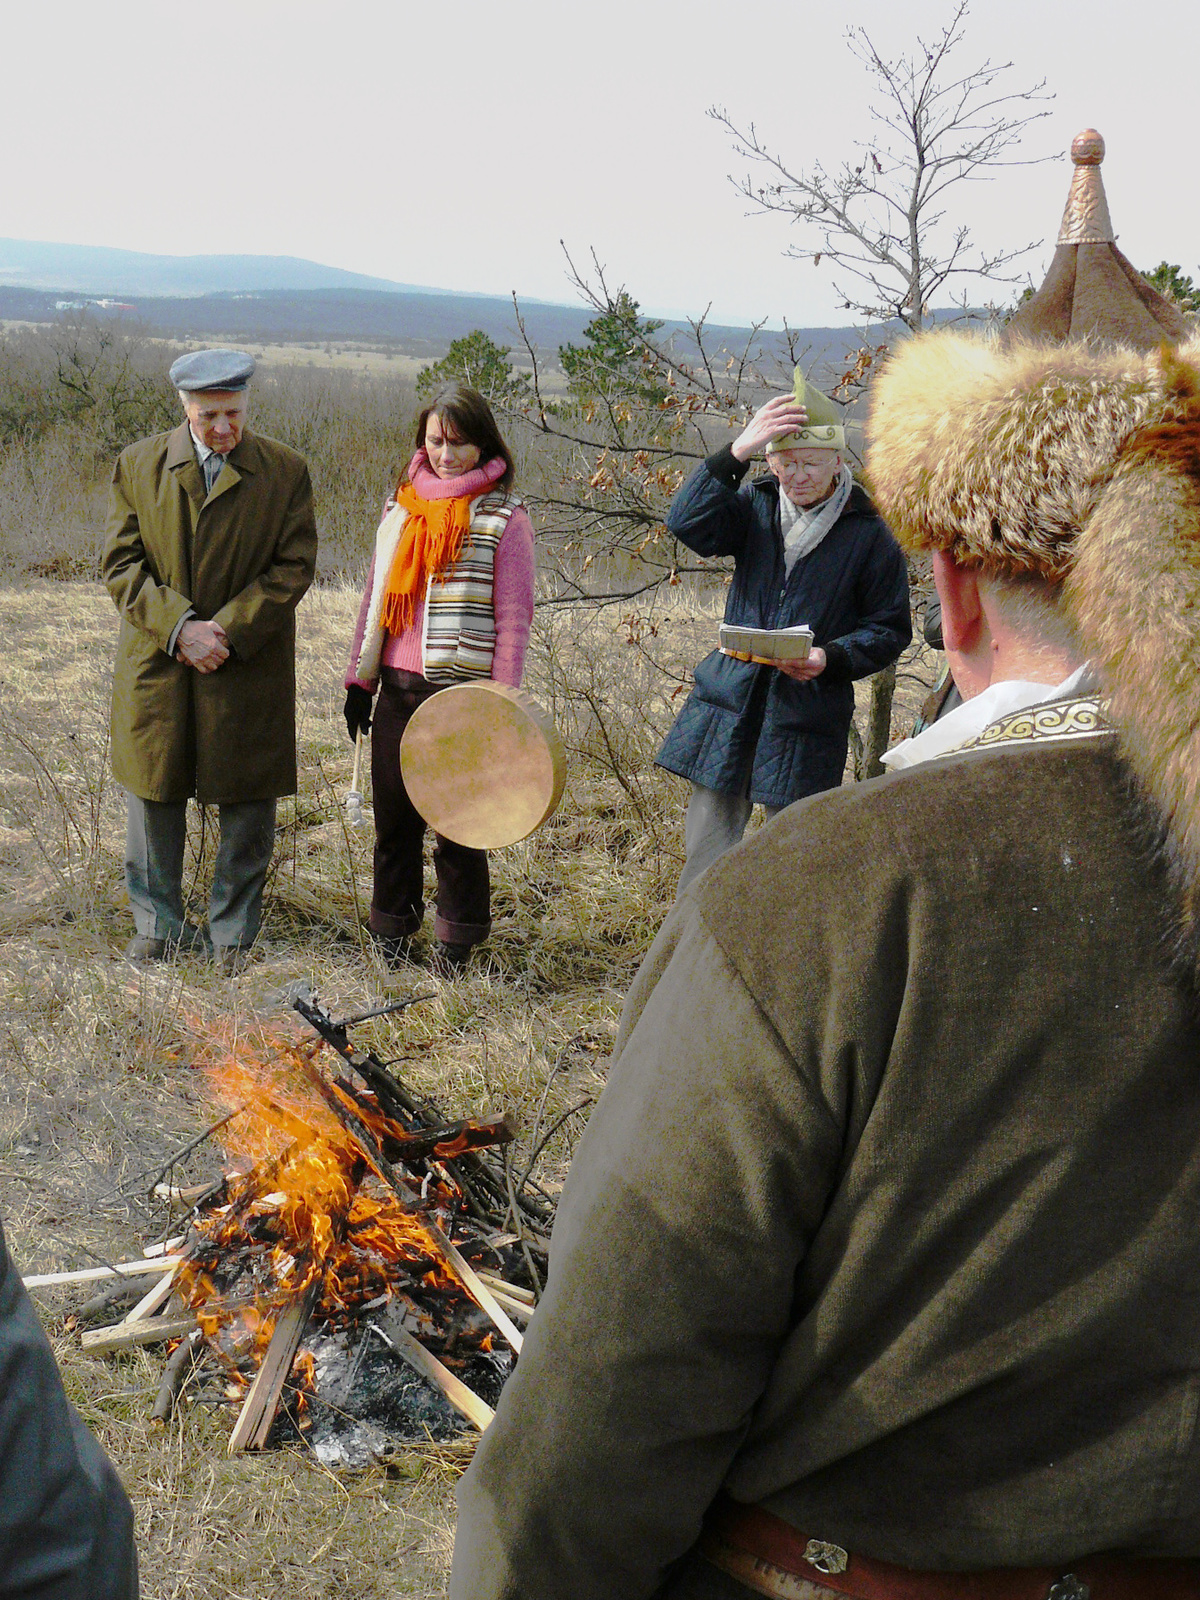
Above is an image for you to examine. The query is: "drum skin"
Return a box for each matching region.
[399,682,567,849]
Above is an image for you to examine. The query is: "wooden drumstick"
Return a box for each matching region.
[346,729,366,827]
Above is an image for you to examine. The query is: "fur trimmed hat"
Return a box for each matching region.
[865,330,1194,580]
[867,326,1200,932]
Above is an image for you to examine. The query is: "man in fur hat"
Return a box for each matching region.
[656,374,911,894]
[450,330,1200,1599]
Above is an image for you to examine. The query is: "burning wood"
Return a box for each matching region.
[68,991,551,1462]
[227,1284,323,1454]
[80,1316,196,1354]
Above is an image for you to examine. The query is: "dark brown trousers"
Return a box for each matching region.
[368,668,490,947]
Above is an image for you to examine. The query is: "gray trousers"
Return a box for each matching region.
[124,794,277,949]
[677,781,784,896]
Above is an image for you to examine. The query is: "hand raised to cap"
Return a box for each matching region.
[176,619,230,674]
[731,394,811,463]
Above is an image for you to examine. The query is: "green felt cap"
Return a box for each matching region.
[766,369,845,452]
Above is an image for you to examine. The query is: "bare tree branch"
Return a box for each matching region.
[710,1,1053,330]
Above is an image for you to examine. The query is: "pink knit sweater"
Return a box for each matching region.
[345,451,536,690]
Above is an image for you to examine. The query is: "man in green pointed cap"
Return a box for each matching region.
[654,369,910,893]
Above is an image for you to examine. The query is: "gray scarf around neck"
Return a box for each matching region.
[779,464,853,574]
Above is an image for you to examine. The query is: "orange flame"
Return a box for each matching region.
[176,1023,489,1385]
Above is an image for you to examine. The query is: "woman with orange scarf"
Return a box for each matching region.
[343,385,535,972]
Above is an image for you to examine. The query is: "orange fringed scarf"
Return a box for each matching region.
[379,481,475,636]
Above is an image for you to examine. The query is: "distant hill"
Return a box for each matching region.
[0,281,877,381]
[0,237,984,383]
[0,237,457,298]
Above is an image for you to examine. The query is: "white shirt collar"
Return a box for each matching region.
[881,665,1093,772]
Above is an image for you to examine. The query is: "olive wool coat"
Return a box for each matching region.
[656,447,911,807]
[453,698,1200,1597]
[103,423,317,803]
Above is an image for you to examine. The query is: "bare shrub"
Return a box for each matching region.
[0,591,125,928]
[0,424,110,579]
[0,321,418,581]
[247,364,418,578]
[529,576,724,847]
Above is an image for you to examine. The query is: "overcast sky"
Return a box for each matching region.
[5,0,1198,328]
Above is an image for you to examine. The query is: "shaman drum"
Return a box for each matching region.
[399,682,567,849]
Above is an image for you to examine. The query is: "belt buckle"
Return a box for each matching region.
[803,1539,849,1576]
[1047,1578,1089,1600]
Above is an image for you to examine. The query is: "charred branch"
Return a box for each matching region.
[151,1328,203,1424]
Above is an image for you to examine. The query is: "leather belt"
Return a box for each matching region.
[698,1498,1200,1600]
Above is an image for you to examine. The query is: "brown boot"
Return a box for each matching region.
[430,941,473,976]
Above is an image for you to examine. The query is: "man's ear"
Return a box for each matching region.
[932,550,983,654]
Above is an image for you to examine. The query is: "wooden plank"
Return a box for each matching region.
[228,1283,319,1454]
[122,1264,180,1325]
[422,1218,524,1354]
[80,1315,196,1354]
[142,1235,185,1257]
[476,1285,532,1323]
[23,1256,182,1290]
[475,1272,535,1306]
[370,1320,493,1432]
[153,1180,221,1206]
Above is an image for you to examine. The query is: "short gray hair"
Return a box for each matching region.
[982,571,1079,654]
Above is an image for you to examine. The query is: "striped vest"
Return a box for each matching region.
[355,489,521,685]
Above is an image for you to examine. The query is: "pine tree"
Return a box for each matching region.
[416,331,529,403]
[559,292,668,408]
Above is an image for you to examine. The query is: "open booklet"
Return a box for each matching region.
[719,622,814,665]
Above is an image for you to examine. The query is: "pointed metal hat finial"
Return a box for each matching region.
[1058,128,1114,245]
[1002,125,1189,350]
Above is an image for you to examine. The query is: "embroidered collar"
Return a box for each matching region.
[953,693,1113,755]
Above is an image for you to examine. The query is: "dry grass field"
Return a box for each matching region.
[7,573,906,1598]
[0,419,938,1594]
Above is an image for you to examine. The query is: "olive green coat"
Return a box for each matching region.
[453,699,1200,1597]
[103,423,317,802]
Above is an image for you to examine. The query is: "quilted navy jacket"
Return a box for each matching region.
[656,447,911,808]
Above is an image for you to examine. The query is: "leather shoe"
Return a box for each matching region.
[125,926,210,962]
[373,935,421,968]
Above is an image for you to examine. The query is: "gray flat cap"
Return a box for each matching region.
[169,348,256,392]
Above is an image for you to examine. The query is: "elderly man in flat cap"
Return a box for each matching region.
[451,326,1200,1599]
[656,373,910,894]
[103,348,317,972]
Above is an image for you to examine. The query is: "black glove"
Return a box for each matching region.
[344,685,374,742]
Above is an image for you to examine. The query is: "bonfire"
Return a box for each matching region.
[49,991,549,1464]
